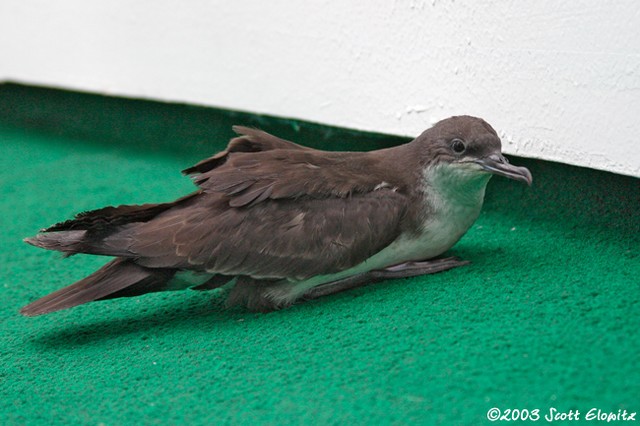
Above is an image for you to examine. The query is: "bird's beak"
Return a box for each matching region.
[475,154,532,185]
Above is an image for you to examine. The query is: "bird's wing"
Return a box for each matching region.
[129,187,408,280]
[128,148,409,280]
[182,126,314,175]
[35,139,410,281]
[190,149,401,207]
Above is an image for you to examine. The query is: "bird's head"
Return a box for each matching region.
[415,115,532,188]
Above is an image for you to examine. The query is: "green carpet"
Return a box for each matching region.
[1,84,638,425]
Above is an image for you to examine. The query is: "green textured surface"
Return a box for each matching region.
[1,84,639,425]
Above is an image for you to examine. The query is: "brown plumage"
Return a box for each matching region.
[21,116,532,316]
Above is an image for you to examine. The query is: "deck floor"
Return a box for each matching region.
[1,108,638,424]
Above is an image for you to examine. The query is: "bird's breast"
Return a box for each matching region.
[366,201,482,269]
[276,187,485,302]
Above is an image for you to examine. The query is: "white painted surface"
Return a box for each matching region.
[1,0,639,176]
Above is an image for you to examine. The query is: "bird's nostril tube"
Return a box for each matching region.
[487,154,505,163]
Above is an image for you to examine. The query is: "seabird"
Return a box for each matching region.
[20,115,532,316]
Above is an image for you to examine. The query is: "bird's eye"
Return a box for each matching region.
[451,139,466,153]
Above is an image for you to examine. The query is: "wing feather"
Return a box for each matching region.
[192,150,404,206]
[130,190,407,280]
[182,126,313,175]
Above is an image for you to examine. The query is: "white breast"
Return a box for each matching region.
[361,162,490,268]
[357,187,485,270]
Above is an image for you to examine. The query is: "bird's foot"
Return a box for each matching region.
[303,256,469,300]
[369,256,470,280]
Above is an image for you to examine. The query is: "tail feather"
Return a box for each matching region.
[24,229,133,257]
[24,231,87,254]
[24,196,200,257]
[20,259,175,316]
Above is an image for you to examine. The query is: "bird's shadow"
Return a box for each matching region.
[26,293,265,350]
[26,245,524,350]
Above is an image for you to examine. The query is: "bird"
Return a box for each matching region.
[20,115,532,316]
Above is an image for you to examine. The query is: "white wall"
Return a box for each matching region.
[1,0,639,177]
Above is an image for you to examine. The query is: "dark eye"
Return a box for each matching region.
[451,138,466,153]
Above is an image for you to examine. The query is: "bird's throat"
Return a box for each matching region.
[423,162,491,209]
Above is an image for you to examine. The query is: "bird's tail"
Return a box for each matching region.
[23,196,199,257]
[24,228,134,257]
[25,231,95,255]
[20,258,176,316]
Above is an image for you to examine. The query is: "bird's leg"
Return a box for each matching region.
[303,256,469,300]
